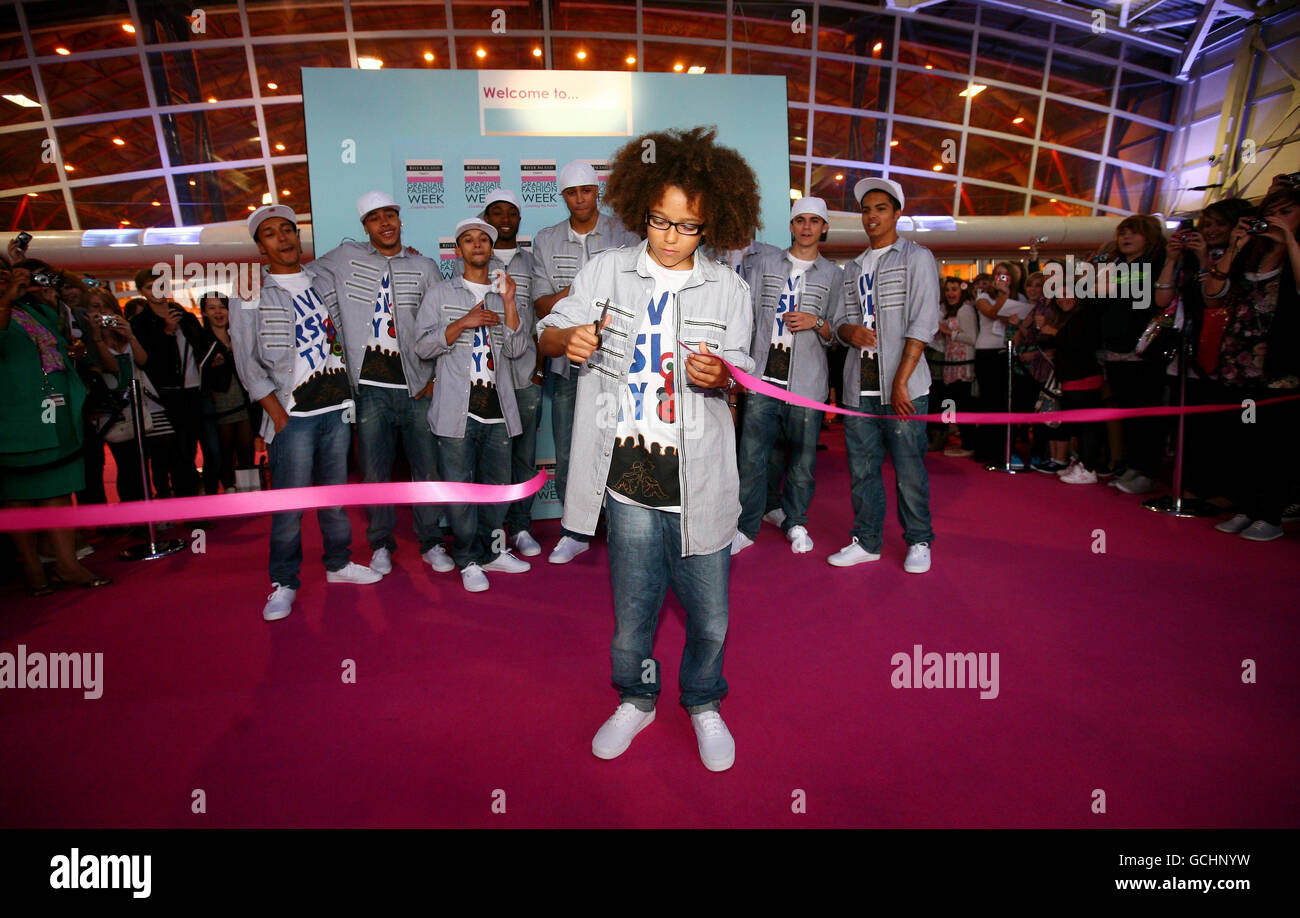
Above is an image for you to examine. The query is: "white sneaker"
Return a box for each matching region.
[786,525,813,553]
[262,583,296,622]
[762,508,787,528]
[483,549,530,573]
[730,532,754,556]
[1060,464,1098,484]
[1108,467,1139,488]
[548,535,590,564]
[1214,513,1252,534]
[460,563,489,592]
[369,547,393,575]
[1056,460,1078,477]
[691,710,735,772]
[422,544,455,572]
[903,542,931,573]
[592,703,655,760]
[1240,520,1284,542]
[512,531,541,557]
[1117,473,1154,495]
[326,562,383,584]
[828,537,881,567]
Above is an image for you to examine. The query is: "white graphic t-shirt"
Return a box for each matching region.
[763,253,814,387]
[495,247,519,267]
[606,256,691,512]
[462,279,503,425]
[358,266,406,389]
[277,271,350,416]
[857,245,892,398]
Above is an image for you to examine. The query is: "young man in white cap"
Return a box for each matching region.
[530,160,639,565]
[311,191,452,578]
[414,218,531,593]
[229,205,382,622]
[732,196,844,556]
[830,178,939,574]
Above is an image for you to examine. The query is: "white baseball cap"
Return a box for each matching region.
[558,160,599,192]
[356,190,400,221]
[790,196,829,221]
[483,188,522,211]
[454,217,498,245]
[853,177,905,210]
[247,204,297,239]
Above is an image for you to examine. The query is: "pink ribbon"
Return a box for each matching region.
[0,472,547,533]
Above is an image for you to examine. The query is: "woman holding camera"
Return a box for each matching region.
[85,287,150,503]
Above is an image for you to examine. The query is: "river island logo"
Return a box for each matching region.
[589,159,611,206]
[464,158,501,206]
[521,158,557,207]
[438,236,457,280]
[405,159,444,208]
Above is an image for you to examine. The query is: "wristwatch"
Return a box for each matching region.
[814,317,826,330]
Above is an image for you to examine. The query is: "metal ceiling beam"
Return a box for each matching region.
[1179,0,1226,77]
[978,0,1184,55]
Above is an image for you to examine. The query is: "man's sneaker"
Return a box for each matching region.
[262,584,296,622]
[1240,521,1284,542]
[592,703,655,760]
[422,544,456,573]
[903,542,931,574]
[1060,463,1098,484]
[483,549,530,573]
[548,535,589,565]
[943,446,975,457]
[369,547,393,575]
[1007,455,1027,471]
[1108,467,1140,487]
[730,532,755,556]
[512,531,541,557]
[1282,503,1300,524]
[828,537,881,567]
[691,710,735,772]
[1213,513,1252,534]
[460,563,489,592]
[786,525,813,553]
[762,508,787,528]
[1098,462,1127,480]
[1117,473,1154,495]
[1035,459,1069,474]
[326,562,383,584]
[1056,460,1078,477]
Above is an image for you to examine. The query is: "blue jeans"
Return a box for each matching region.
[605,498,729,714]
[505,382,542,536]
[842,394,934,552]
[736,392,823,539]
[437,418,511,569]
[356,385,443,553]
[268,410,353,589]
[547,368,588,543]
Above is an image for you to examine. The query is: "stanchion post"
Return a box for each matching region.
[1144,328,1214,517]
[118,377,188,561]
[985,338,1020,474]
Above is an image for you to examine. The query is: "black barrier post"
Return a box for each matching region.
[985,339,1020,474]
[118,378,188,561]
[1144,328,1214,517]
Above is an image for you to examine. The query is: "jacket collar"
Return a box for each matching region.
[565,211,618,244]
[624,239,716,291]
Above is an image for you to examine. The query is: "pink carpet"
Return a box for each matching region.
[3,428,1298,828]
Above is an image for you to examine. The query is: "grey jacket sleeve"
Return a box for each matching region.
[414,284,453,360]
[905,248,941,344]
[530,232,557,299]
[819,264,846,349]
[719,273,756,375]
[496,291,530,359]
[228,297,276,404]
[536,257,600,331]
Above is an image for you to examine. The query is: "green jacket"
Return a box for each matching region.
[0,298,87,461]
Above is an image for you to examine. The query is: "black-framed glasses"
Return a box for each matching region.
[646,213,704,236]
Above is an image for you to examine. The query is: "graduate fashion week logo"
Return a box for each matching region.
[405,158,445,208]
[463,158,502,206]
[520,158,557,206]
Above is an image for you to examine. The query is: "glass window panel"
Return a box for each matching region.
[1052,24,1120,60]
[163,105,262,167]
[640,41,724,77]
[963,134,1032,190]
[978,7,1051,39]
[733,2,813,51]
[958,182,1027,216]
[173,167,269,226]
[1030,195,1093,217]
[974,33,1047,88]
[892,174,954,216]
[1041,99,1107,154]
[351,1,447,31]
[888,123,960,173]
[898,21,972,72]
[353,37,453,71]
[551,37,636,72]
[1124,48,1175,76]
[261,101,306,158]
[812,109,883,164]
[1109,117,1167,171]
[0,66,44,126]
[809,164,879,214]
[24,16,136,55]
[0,192,71,231]
[254,41,351,97]
[816,6,893,58]
[0,4,27,61]
[1100,163,1157,213]
[642,1,728,39]
[0,127,61,189]
[968,86,1038,137]
[1048,50,1113,105]
[893,71,968,126]
[790,160,806,199]
[147,47,253,106]
[456,34,548,70]
[137,7,245,41]
[269,161,310,214]
[452,0,544,31]
[55,117,162,180]
[551,0,637,33]
[1115,69,1176,123]
[731,47,807,102]
[788,107,809,161]
[931,3,979,23]
[816,57,889,113]
[74,176,176,229]
[1033,148,1099,199]
[246,1,347,36]
[39,55,152,119]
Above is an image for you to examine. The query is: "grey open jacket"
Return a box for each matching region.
[228,263,347,445]
[413,274,530,438]
[312,240,440,396]
[536,240,754,557]
[835,238,941,407]
[744,249,846,401]
[453,248,538,390]
[530,211,640,379]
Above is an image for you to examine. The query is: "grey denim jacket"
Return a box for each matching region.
[536,241,754,557]
[835,238,941,407]
[530,212,640,379]
[744,250,846,401]
[454,248,539,390]
[413,275,530,438]
[312,240,440,396]
[228,264,347,445]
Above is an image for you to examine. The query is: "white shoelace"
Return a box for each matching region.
[694,712,726,736]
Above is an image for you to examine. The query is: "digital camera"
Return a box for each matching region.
[29,270,65,289]
[1245,218,1271,235]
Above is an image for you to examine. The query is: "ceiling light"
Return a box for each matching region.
[625,56,636,65]
[424,52,435,62]
[924,64,933,70]
[26,192,38,197]
[247,206,256,212]
[932,164,944,171]
[120,219,131,224]
[793,136,806,142]
[1049,198,1058,203]
[358,57,383,70]
[673,63,684,72]
[872,42,883,53]
[250,136,260,142]
[64,164,75,172]
[958,83,987,98]
[577,50,588,60]
[1012,116,1025,124]
[55,47,70,55]
[262,193,272,205]
[3,94,40,108]
[267,82,278,90]
[790,189,803,200]
[274,143,285,151]
[151,201,161,207]
[475,48,487,59]
[122,23,136,34]
[282,189,290,196]
[189,180,197,186]
[890,140,899,147]
[532,48,542,58]
[112,137,125,146]
[207,96,217,103]
[834,173,844,181]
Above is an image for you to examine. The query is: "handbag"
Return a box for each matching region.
[1033,370,1062,428]
[1136,298,1181,363]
